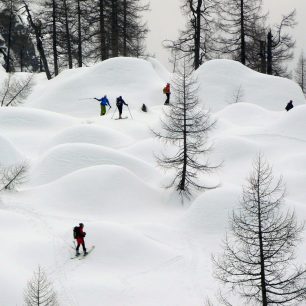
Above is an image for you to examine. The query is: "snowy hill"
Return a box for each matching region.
[0,58,306,306]
[196,59,306,111]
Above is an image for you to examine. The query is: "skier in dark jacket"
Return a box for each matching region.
[94,95,111,116]
[285,100,294,111]
[116,96,128,119]
[74,223,87,256]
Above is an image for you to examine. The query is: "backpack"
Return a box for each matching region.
[73,226,79,239]
[163,87,166,94]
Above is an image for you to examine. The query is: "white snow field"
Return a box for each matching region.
[1,57,306,306]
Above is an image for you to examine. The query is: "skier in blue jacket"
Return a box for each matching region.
[94,95,111,116]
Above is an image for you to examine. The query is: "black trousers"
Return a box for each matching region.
[117,105,123,117]
[165,93,170,104]
[76,239,86,253]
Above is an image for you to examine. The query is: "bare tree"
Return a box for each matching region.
[24,266,59,306]
[164,0,218,70]
[154,62,217,199]
[213,155,306,305]
[216,0,267,66]
[294,51,306,95]
[0,162,28,191]
[0,73,33,107]
[228,84,245,104]
[21,0,52,80]
[266,10,296,77]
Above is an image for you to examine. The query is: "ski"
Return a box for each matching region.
[70,245,95,260]
[78,245,95,260]
[115,117,128,120]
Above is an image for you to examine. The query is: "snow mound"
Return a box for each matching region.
[195,59,306,111]
[147,57,171,82]
[265,105,306,141]
[0,134,22,166]
[29,143,159,186]
[180,186,240,234]
[27,57,166,116]
[216,102,281,127]
[47,124,134,149]
[24,165,163,220]
[0,107,75,130]
[84,222,177,269]
[0,210,57,304]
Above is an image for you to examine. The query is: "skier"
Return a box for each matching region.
[163,83,171,105]
[94,95,111,116]
[285,100,294,111]
[74,223,87,256]
[116,96,128,119]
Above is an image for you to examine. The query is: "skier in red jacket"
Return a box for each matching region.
[163,83,171,105]
[74,223,87,256]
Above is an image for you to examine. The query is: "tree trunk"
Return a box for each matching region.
[99,0,107,60]
[179,70,188,191]
[6,0,13,72]
[63,0,73,69]
[52,0,59,75]
[259,40,266,73]
[77,0,83,67]
[20,48,23,72]
[24,2,52,80]
[267,30,273,75]
[240,0,246,65]
[257,171,268,306]
[111,0,119,57]
[193,0,202,70]
[123,0,127,56]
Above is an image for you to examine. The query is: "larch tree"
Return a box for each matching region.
[24,266,58,306]
[164,0,218,70]
[154,62,217,199]
[216,0,266,66]
[295,51,306,95]
[213,155,306,305]
[266,10,296,77]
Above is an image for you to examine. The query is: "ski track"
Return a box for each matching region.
[1,58,306,306]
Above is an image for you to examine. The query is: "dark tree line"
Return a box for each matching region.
[0,0,39,73]
[295,51,306,95]
[0,0,149,79]
[166,0,296,78]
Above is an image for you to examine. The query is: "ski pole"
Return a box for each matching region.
[127,105,133,120]
[111,107,117,119]
[78,98,95,101]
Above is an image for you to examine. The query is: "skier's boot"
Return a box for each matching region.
[84,251,88,256]
[76,251,80,257]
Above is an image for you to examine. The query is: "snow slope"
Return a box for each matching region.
[27,57,167,117]
[196,59,306,111]
[1,58,306,306]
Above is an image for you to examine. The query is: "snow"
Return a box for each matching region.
[27,57,167,117]
[196,59,306,111]
[1,57,306,305]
